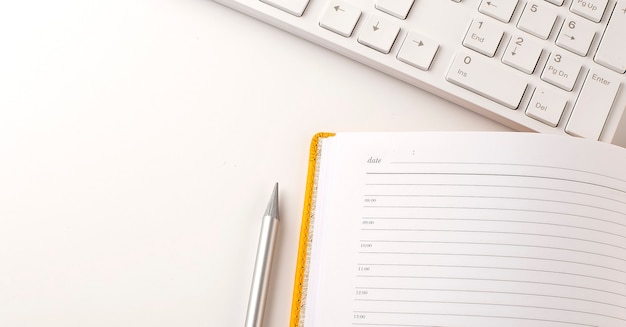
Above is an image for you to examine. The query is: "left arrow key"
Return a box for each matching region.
[320,0,362,37]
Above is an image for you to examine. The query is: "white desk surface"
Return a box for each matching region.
[0,0,510,326]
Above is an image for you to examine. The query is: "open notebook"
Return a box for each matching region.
[291,132,626,327]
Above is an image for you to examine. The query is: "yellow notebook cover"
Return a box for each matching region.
[289,132,335,327]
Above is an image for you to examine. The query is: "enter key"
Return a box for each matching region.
[565,67,621,140]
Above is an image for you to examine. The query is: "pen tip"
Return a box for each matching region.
[264,183,279,220]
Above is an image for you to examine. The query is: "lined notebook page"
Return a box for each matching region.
[303,132,626,327]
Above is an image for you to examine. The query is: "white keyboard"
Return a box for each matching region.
[214,0,626,144]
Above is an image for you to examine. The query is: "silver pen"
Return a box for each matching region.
[244,183,279,327]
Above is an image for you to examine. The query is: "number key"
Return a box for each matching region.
[556,18,595,56]
[517,1,559,39]
[502,34,543,74]
[446,52,528,109]
[462,19,505,57]
[541,51,583,91]
[546,0,565,5]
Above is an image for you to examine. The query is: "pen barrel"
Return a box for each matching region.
[244,215,279,327]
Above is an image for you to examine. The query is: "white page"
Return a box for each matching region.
[304,132,626,327]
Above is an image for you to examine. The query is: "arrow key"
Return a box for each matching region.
[357,14,400,54]
[556,18,596,56]
[397,32,439,70]
[502,34,543,74]
[319,0,361,37]
[478,0,519,23]
[375,0,415,19]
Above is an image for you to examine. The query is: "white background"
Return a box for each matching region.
[0,0,509,326]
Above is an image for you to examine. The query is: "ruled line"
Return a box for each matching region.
[366,172,626,194]
[359,251,626,274]
[354,299,626,322]
[354,286,626,310]
[387,161,626,184]
[362,194,626,216]
[360,228,626,252]
[364,183,626,206]
[359,241,626,271]
[362,207,626,236]
[360,217,626,241]
[352,310,596,327]
[355,275,626,298]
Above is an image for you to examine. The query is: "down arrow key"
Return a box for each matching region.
[357,15,400,54]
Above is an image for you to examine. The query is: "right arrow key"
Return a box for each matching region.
[397,32,439,71]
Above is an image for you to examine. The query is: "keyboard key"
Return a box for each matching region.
[517,1,559,39]
[570,0,608,22]
[358,15,400,54]
[260,0,309,16]
[375,0,415,19]
[526,87,567,126]
[397,32,439,70]
[502,34,543,74]
[556,17,596,56]
[319,1,361,37]
[595,0,626,73]
[566,67,621,139]
[446,52,528,109]
[478,0,519,23]
[541,51,582,91]
[462,19,504,57]
[546,0,565,5]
